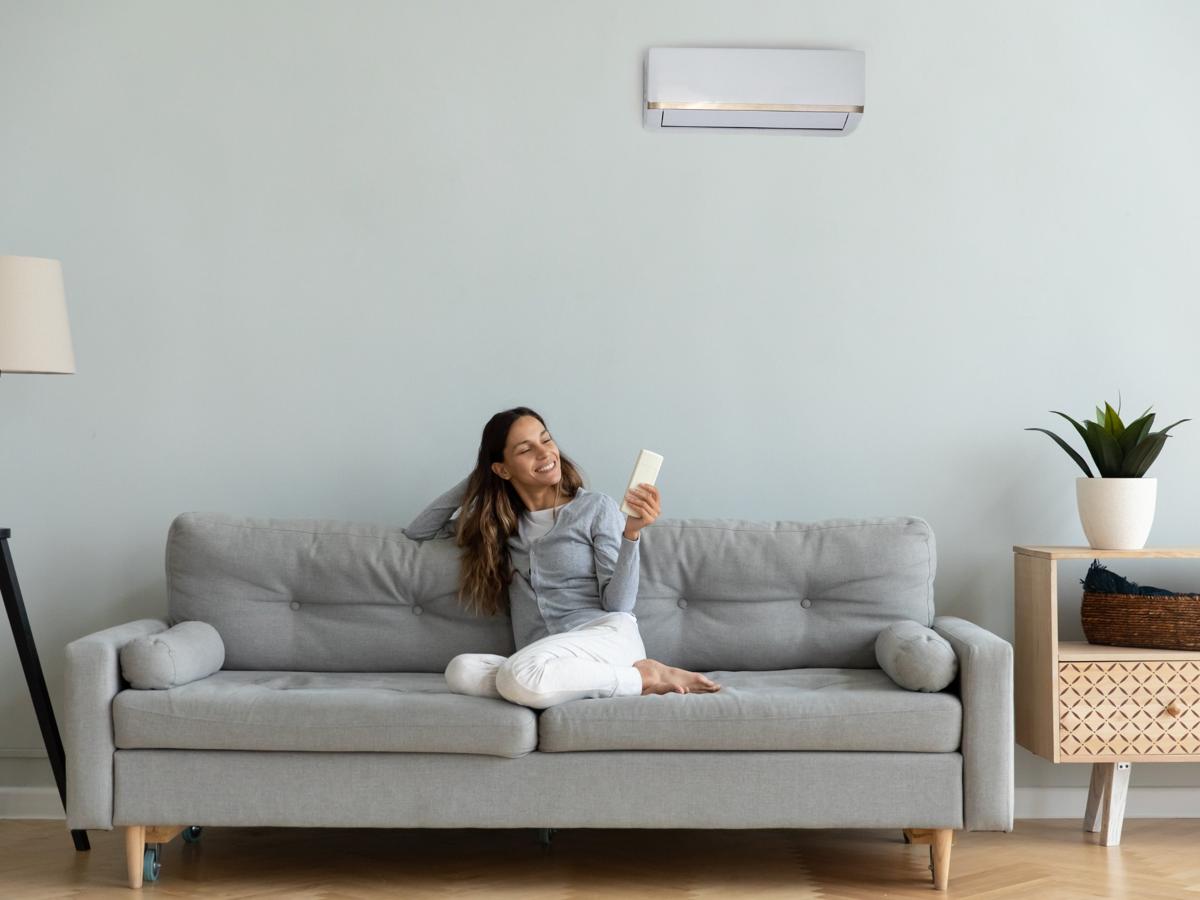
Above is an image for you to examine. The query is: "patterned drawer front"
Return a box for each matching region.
[1059,661,1200,758]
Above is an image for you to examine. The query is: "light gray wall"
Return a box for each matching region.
[2,1,1199,804]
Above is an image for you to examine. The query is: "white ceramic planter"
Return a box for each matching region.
[1075,477,1157,550]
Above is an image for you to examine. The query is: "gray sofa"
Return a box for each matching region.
[63,510,1013,890]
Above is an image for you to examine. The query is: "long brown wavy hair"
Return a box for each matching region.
[454,407,586,617]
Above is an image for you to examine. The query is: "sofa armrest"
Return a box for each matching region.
[64,618,169,830]
[932,616,1014,832]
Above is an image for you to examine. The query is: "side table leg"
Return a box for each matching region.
[1084,763,1107,833]
[1099,761,1131,846]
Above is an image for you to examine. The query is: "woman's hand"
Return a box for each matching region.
[623,484,661,541]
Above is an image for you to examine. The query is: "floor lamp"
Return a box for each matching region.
[0,255,88,850]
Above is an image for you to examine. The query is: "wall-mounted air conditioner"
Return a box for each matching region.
[644,47,865,135]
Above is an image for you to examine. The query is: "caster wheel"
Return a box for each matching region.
[143,845,161,882]
[182,826,203,843]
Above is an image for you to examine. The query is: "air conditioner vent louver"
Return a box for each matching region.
[644,48,865,135]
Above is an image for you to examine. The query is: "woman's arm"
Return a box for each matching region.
[592,495,640,612]
[401,475,471,542]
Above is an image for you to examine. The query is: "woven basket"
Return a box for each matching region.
[1081,590,1200,651]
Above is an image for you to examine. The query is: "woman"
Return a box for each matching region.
[402,406,721,709]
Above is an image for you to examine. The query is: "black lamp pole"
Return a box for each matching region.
[1,527,89,850]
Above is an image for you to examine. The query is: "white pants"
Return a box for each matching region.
[445,612,646,709]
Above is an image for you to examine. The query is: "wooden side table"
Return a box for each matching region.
[1014,545,1200,845]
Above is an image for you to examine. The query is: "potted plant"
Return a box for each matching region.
[1026,399,1190,549]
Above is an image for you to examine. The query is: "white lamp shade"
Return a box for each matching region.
[0,255,76,374]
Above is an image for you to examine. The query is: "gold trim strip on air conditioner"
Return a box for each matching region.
[647,102,864,113]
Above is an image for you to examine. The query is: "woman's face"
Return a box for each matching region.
[493,415,561,489]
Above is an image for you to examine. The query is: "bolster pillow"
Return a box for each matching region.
[875,620,958,692]
[119,620,225,689]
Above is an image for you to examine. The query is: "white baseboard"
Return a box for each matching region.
[5,785,1199,821]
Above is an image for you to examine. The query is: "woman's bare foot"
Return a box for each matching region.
[634,659,721,695]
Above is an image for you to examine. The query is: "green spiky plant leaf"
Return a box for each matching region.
[1026,400,1190,478]
[1051,410,1091,447]
[1026,428,1094,477]
[1085,420,1123,474]
[1104,402,1124,438]
[1120,432,1166,477]
[1117,410,1155,456]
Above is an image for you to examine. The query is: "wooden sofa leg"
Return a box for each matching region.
[126,825,186,888]
[905,828,955,891]
[931,828,953,891]
[125,826,145,888]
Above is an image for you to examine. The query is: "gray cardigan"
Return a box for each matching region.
[402,476,641,650]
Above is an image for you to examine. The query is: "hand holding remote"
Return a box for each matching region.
[623,484,661,540]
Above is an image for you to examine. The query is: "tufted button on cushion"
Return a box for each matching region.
[412,605,423,615]
[289,600,301,611]
[800,598,812,609]
[677,598,688,609]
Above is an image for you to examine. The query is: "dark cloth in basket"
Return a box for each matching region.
[1081,560,1178,596]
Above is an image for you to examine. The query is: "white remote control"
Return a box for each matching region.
[620,449,664,517]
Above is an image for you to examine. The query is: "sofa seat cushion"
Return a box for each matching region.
[538,668,962,753]
[112,671,537,758]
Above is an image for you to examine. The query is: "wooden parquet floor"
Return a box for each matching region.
[2,819,1198,898]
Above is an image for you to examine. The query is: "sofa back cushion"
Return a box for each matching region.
[636,516,935,670]
[166,512,935,672]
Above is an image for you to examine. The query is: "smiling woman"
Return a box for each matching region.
[401,405,721,707]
